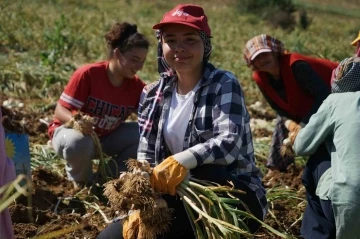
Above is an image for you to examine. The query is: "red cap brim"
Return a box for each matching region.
[153,21,203,32]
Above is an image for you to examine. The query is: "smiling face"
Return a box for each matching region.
[114,47,148,79]
[161,24,204,74]
[252,52,280,76]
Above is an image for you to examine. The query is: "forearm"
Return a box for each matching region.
[174,131,243,169]
[293,101,332,155]
[54,103,73,124]
[293,128,320,156]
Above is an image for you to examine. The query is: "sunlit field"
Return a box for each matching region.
[1,0,359,238]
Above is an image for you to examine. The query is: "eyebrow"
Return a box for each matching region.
[131,56,141,59]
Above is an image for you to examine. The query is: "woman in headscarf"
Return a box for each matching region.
[294,56,360,239]
[48,22,149,187]
[98,4,267,239]
[243,34,338,173]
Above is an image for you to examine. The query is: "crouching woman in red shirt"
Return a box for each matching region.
[48,22,149,186]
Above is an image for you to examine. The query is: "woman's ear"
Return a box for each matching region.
[113,48,121,59]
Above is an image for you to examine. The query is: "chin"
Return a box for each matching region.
[174,64,191,72]
[127,73,136,78]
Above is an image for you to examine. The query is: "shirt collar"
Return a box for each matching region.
[162,62,215,94]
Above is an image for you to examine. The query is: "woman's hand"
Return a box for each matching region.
[289,127,302,144]
[284,120,301,132]
[150,156,188,196]
[284,120,302,144]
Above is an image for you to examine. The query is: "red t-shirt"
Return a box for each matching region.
[48,61,145,138]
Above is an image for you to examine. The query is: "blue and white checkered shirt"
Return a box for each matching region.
[138,62,267,218]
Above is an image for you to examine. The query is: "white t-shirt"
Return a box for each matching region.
[163,84,199,154]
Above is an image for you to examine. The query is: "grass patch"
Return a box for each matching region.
[294,0,360,18]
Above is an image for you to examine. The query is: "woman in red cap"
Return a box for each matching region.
[243,34,338,173]
[98,4,266,239]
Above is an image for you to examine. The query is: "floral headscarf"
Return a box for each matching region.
[331,57,360,93]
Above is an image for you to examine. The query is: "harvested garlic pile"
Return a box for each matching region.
[103,159,171,239]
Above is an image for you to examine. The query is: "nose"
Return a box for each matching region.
[174,42,185,53]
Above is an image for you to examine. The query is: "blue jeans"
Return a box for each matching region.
[301,144,335,239]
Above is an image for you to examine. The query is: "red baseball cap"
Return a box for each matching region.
[153,4,211,36]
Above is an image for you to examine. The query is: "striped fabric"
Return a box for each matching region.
[59,92,84,109]
[243,34,285,66]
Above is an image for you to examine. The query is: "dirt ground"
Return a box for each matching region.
[2,104,305,239]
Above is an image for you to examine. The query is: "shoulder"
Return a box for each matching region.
[327,92,360,103]
[284,52,309,65]
[289,53,337,67]
[77,61,107,73]
[285,52,318,66]
[131,75,146,88]
[205,63,239,85]
[322,94,343,110]
[72,61,107,78]
[201,64,244,100]
[143,80,161,93]
[291,60,312,72]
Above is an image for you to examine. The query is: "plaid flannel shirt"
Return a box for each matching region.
[138,63,267,218]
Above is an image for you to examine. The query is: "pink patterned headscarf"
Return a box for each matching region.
[243,34,285,67]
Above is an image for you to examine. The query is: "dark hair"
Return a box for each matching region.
[105,22,149,57]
